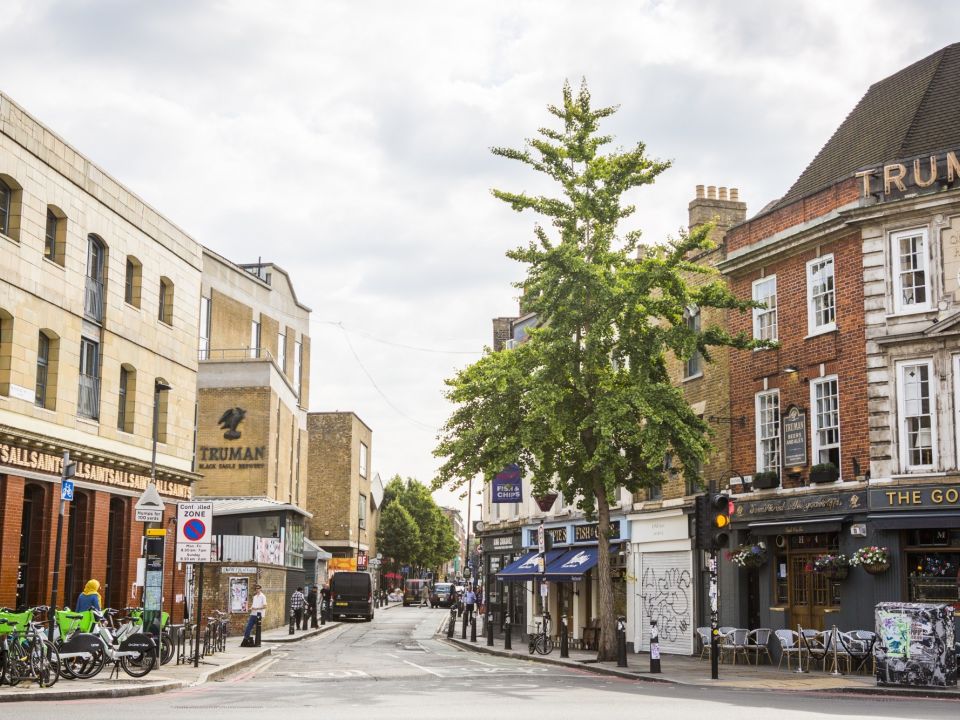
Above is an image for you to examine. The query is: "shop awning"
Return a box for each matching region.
[544,547,599,582]
[867,513,960,530]
[746,515,848,535]
[496,550,565,582]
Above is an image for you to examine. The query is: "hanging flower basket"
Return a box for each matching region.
[533,492,558,512]
[725,543,768,569]
[850,546,890,575]
[806,553,850,580]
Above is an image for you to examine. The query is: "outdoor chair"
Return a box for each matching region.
[799,628,832,672]
[746,628,773,665]
[843,630,877,675]
[721,628,750,665]
[696,627,712,660]
[775,629,804,671]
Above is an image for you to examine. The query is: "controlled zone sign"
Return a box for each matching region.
[176,502,213,562]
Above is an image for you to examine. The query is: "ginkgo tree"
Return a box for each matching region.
[433,80,762,660]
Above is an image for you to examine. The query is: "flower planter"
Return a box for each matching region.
[751,471,779,490]
[862,560,890,575]
[826,567,849,581]
[533,492,558,512]
[809,466,839,484]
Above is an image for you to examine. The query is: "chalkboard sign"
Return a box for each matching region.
[781,405,808,468]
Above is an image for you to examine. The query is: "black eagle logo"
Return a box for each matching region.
[218,407,246,440]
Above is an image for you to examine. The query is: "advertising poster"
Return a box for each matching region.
[230,577,249,613]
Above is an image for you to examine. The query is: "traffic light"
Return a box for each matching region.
[694,494,712,550]
[711,493,732,550]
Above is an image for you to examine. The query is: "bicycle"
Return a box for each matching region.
[0,607,61,687]
[125,608,175,665]
[528,611,554,655]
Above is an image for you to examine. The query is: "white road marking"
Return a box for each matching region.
[402,659,445,677]
[466,657,498,667]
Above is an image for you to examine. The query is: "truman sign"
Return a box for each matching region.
[857,150,960,200]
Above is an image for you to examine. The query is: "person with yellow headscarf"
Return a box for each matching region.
[76,579,103,611]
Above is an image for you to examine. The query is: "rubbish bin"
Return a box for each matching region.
[875,602,956,687]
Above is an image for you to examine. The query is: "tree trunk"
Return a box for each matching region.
[594,478,616,661]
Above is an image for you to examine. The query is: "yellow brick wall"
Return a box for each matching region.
[209,289,252,357]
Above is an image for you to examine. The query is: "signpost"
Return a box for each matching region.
[49,451,76,651]
[135,483,165,523]
[176,502,212,668]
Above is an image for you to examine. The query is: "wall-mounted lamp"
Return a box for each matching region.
[783,365,799,374]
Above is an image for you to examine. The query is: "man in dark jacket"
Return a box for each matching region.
[306,585,319,628]
[320,582,332,621]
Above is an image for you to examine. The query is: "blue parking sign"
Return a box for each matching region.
[61,479,74,501]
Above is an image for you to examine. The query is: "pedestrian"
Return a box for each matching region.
[242,584,267,644]
[290,586,307,629]
[463,585,477,622]
[420,583,430,608]
[306,584,319,628]
[320,582,331,621]
[75,579,102,612]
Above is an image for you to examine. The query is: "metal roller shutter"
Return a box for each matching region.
[637,551,694,655]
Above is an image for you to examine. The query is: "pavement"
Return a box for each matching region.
[0,603,401,702]
[442,616,960,700]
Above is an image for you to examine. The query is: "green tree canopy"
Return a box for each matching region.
[433,79,761,660]
[377,475,459,575]
[376,502,421,568]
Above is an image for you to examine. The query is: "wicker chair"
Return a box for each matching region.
[747,628,773,665]
[775,628,804,670]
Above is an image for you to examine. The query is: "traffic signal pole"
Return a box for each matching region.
[709,549,719,680]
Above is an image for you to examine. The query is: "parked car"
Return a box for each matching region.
[430,582,455,608]
[329,571,375,621]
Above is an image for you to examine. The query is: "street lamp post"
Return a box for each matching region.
[144,379,171,658]
[464,476,473,586]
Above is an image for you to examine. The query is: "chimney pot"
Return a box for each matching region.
[695,184,705,199]
[707,185,717,199]
[718,186,728,201]
[730,188,739,201]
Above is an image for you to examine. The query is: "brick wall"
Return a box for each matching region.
[727,231,868,487]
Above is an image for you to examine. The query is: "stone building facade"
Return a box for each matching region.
[0,92,198,610]
[306,411,379,569]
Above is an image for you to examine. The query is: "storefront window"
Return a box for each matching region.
[906,530,960,604]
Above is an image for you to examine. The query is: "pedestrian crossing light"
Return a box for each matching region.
[711,494,732,550]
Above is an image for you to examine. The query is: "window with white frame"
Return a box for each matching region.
[359,441,368,478]
[250,318,261,359]
[898,360,937,470]
[807,255,836,333]
[811,376,840,469]
[752,276,777,342]
[891,228,931,313]
[755,390,780,472]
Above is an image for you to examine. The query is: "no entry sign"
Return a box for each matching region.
[176,502,213,562]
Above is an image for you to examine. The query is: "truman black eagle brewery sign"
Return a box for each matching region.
[197,406,267,472]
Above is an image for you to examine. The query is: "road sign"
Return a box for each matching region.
[176,502,213,562]
[368,558,381,567]
[135,482,165,522]
[537,523,545,554]
[60,479,74,502]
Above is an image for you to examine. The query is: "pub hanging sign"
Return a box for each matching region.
[781,405,808,469]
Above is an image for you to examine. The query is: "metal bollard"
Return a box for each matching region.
[617,616,627,668]
[486,612,494,646]
[321,601,327,626]
[462,611,468,639]
[448,608,456,638]
[289,610,295,635]
[504,614,512,650]
[560,619,569,658]
[470,617,477,643]
[254,613,262,647]
[650,620,661,673]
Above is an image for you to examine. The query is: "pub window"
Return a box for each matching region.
[897,359,937,470]
[810,376,840,471]
[806,254,836,334]
[752,276,777,342]
[905,532,960,603]
[891,228,931,314]
[755,389,780,473]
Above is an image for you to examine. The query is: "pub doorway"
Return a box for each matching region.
[776,533,840,631]
[17,483,47,609]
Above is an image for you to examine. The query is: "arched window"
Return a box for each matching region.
[44,206,67,265]
[64,490,91,605]
[105,497,128,609]
[0,175,22,240]
[0,308,12,396]
[155,377,170,443]
[158,276,174,325]
[125,256,142,308]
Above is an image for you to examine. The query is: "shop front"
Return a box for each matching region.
[481,528,523,634]
[0,432,193,612]
[628,507,696,655]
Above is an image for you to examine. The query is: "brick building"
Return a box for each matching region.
[306,412,379,574]
[0,93,198,611]
[719,43,960,635]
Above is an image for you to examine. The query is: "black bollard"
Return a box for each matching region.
[616,616,627,668]
[289,610,295,635]
[486,612,494,646]
[470,617,477,643]
[447,608,456,639]
[649,620,661,673]
[461,611,468,639]
[254,613,262,647]
[560,619,569,658]
[504,615,512,650]
[321,602,327,626]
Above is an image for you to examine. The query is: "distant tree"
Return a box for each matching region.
[377,476,459,577]
[377,502,420,570]
[433,80,761,660]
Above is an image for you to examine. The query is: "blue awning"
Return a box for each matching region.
[496,550,565,582]
[544,547,598,581]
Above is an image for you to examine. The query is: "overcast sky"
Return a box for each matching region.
[3,1,959,516]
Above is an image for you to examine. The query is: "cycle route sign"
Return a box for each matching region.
[176,502,213,562]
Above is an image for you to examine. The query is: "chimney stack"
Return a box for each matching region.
[688,183,748,245]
